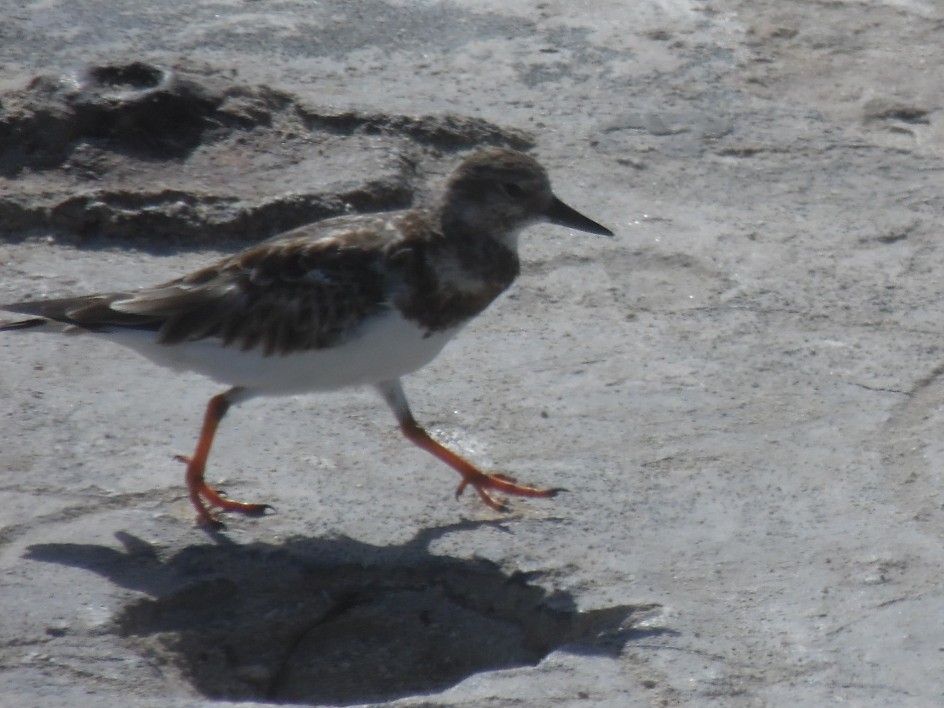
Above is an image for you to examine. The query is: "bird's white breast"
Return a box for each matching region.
[102,310,461,395]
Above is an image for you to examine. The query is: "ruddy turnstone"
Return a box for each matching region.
[1,148,613,528]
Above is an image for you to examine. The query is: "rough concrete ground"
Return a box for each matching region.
[2,0,944,705]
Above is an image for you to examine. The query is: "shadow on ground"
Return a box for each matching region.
[26,521,663,705]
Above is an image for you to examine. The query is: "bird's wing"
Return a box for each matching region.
[2,219,407,356]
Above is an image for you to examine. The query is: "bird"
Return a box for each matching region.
[0,147,613,528]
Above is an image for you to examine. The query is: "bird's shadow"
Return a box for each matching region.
[25,520,668,705]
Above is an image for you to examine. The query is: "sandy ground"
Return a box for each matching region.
[2,1,944,705]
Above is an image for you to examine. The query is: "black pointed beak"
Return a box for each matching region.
[546,196,613,237]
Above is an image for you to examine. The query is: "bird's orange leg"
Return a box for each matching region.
[175,390,271,528]
[378,380,561,511]
[398,418,561,511]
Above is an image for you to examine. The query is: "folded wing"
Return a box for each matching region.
[1,226,398,357]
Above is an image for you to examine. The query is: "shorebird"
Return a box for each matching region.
[1,148,613,527]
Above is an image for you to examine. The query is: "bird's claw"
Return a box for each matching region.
[454,471,562,512]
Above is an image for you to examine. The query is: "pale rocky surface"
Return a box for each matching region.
[2,1,944,706]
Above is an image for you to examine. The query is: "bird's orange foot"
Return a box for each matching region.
[175,454,273,529]
[455,470,564,512]
[391,412,563,514]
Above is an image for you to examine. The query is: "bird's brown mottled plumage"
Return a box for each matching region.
[2,207,521,355]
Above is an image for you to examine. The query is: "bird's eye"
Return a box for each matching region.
[502,182,524,198]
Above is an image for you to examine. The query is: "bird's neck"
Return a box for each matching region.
[392,215,521,334]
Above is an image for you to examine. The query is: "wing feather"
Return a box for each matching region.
[2,216,417,355]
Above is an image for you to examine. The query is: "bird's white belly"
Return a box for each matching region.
[105,311,460,394]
